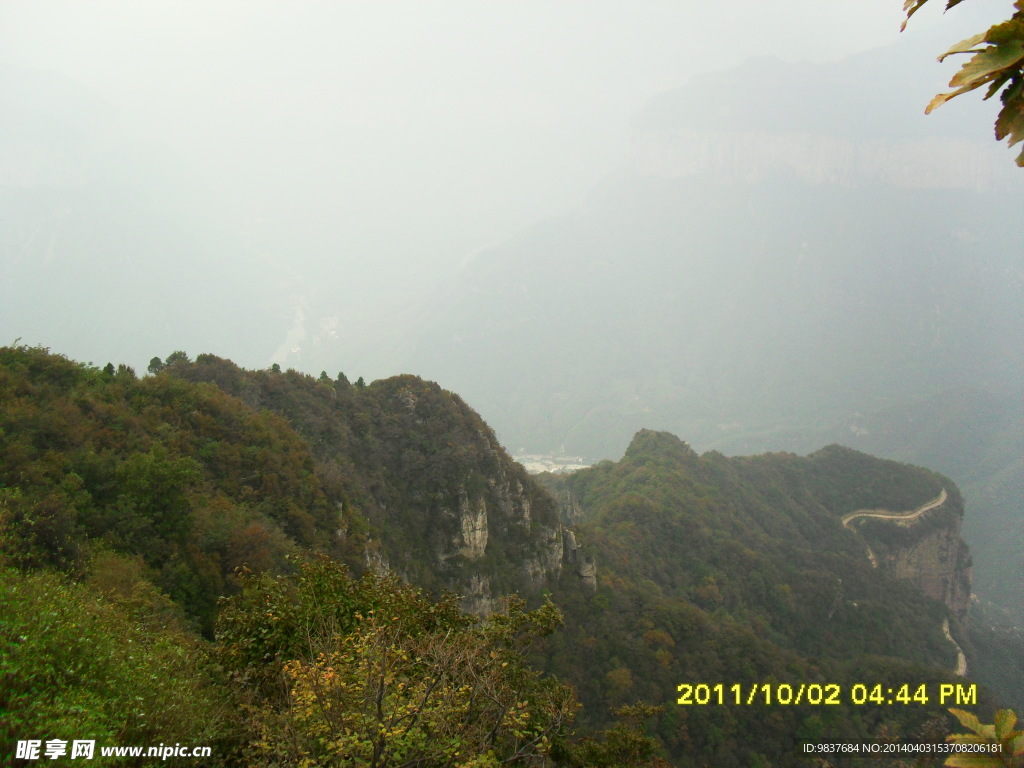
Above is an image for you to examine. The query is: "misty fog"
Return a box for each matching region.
[2,0,1009,373]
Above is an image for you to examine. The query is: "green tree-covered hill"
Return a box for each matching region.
[0,346,565,627]
[536,431,981,766]
[0,345,353,630]
[167,352,564,604]
[0,347,996,766]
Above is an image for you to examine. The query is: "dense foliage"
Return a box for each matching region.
[0,347,1002,766]
[0,567,238,766]
[0,345,351,631]
[944,707,1024,766]
[169,354,562,598]
[218,557,578,768]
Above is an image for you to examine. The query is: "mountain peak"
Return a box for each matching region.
[623,429,698,463]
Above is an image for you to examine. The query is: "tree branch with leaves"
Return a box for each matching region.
[903,0,1024,166]
[943,707,1024,767]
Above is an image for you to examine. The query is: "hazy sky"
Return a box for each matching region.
[0,0,1013,370]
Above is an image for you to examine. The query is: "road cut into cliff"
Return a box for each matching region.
[840,488,948,529]
[841,489,969,676]
[943,618,968,676]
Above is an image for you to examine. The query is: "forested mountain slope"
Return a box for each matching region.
[536,430,981,766]
[0,346,570,627]
[0,347,998,766]
[0,346,352,630]
[168,353,568,612]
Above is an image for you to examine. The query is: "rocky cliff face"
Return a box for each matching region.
[873,508,972,627]
[434,457,594,613]
[454,490,489,559]
[433,456,569,613]
[397,471,593,614]
[561,530,597,590]
[166,359,596,616]
[325,376,597,615]
[852,492,972,627]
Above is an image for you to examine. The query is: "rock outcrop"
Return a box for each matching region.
[346,377,596,614]
[456,491,489,559]
[562,530,597,590]
[847,490,972,626]
[878,516,972,627]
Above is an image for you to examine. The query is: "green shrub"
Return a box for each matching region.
[0,568,238,765]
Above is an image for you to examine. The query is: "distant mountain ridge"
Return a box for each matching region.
[371,171,1021,460]
[629,49,1019,191]
[354,39,1023,460]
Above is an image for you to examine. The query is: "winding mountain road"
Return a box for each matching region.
[840,488,948,529]
[840,489,964,675]
[943,618,968,676]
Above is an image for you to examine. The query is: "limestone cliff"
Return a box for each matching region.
[561,530,597,590]
[428,448,568,611]
[430,451,594,611]
[883,522,972,627]
[167,358,595,614]
[328,375,594,614]
[631,130,1011,192]
[847,489,972,626]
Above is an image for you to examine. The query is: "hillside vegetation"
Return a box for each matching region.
[0,347,996,766]
[537,431,979,765]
